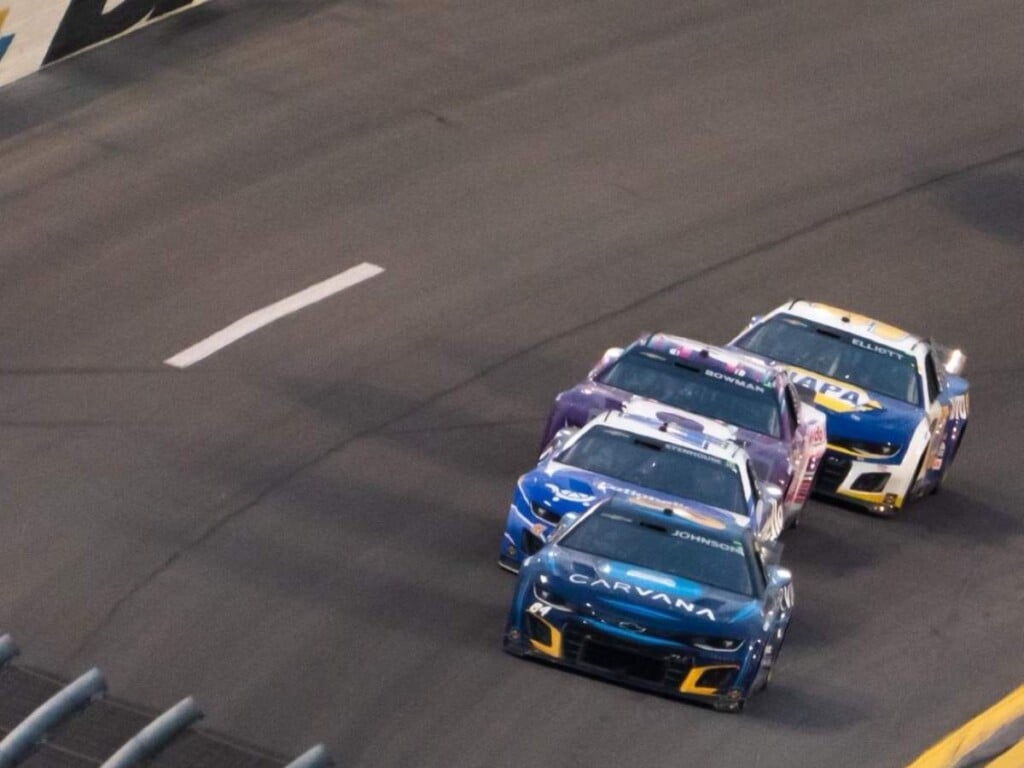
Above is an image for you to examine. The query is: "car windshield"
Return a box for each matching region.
[560,507,756,596]
[734,315,921,405]
[597,349,782,437]
[556,426,747,515]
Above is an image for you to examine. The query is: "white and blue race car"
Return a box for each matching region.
[731,301,969,516]
[499,400,786,572]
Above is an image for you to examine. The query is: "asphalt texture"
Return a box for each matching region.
[1,1,1023,766]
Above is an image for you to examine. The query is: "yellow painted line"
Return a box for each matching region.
[986,737,1024,768]
[907,685,1024,768]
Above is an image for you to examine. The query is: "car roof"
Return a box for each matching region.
[597,493,752,542]
[587,403,749,465]
[775,300,926,356]
[641,332,783,386]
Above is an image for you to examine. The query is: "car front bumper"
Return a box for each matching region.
[504,611,756,708]
[813,447,915,514]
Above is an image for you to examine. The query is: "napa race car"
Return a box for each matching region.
[730,300,969,516]
[540,334,826,527]
[499,400,785,573]
[503,495,793,712]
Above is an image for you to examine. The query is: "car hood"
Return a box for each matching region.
[520,466,746,528]
[535,546,763,632]
[781,365,923,445]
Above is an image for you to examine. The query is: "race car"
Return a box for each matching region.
[730,300,969,516]
[540,333,827,527]
[503,495,794,712]
[498,400,785,573]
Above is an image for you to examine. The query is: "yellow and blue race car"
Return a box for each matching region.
[730,301,969,516]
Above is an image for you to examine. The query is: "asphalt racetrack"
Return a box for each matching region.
[2,1,1023,765]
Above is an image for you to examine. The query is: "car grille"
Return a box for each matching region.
[521,529,544,556]
[816,451,851,494]
[562,623,692,688]
[531,502,561,525]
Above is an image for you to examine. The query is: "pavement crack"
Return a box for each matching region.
[383,416,544,436]
[419,108,455,126]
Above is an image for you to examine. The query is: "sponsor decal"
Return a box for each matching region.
[788,366,881,412]
[44,0,201,65]
[950,394,969,421]
[660,441,735,467]
[670,529,744,556]
[528,601,551,618]
[544,483,596,504]
[0,7,13,63]
[704,368,764,392]
[593,483,728,530]
[808,304,913,344]
[850,337,905,360]
[568,574,717,620]
[618,621,646,633]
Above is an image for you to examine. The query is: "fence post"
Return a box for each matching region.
[0,667,106,767]
[283,744,334,768]
[99,696,203,768]
[0,636,17,668]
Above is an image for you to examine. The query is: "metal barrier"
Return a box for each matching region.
[100,696,203,768]
[284,744,334,768]
[0,666,106,767]
[0,635,17,668]
[0,633,335,767]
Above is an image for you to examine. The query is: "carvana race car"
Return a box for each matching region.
[503,495,793,712]
[499,400,784,573]
[541,333,827,527]
[730,300,969,516]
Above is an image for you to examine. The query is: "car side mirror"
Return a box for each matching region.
[768,566,792,590]
[542,426,579,459]
[763,483,784,502]
[601,347,623,366]
[750,315,763,326]
[935,344,967,376]
[759,539,784,566]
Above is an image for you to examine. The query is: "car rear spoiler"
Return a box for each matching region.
[934,343,967,376]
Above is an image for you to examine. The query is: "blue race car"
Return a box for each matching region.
[730,301,969,516]
[498,400,785,573]
[503,495,793,712]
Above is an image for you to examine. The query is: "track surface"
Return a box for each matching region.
[2,1,1023,765]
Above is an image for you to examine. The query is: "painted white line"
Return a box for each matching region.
[165,263,384,369]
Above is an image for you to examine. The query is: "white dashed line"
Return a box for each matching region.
[164,262,385,368]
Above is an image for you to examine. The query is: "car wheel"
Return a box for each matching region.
[932,424,968,496]
[754,629,787,693]
[907,448,929,502]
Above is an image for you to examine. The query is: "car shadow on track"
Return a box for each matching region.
[899,488,1024,543]
[938,164,1024,245]
[782,505,884,578]
[743,682,869,730]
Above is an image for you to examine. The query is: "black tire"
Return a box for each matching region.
[754,627,787,693]
[906,448,929,504]
[932,423,968,496]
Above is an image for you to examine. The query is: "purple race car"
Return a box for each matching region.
[541,334,827,528]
